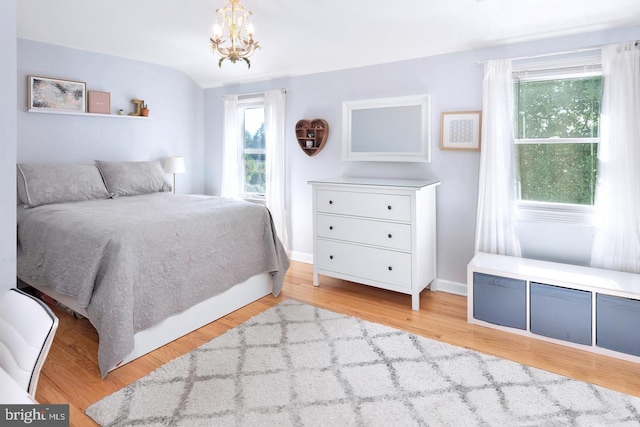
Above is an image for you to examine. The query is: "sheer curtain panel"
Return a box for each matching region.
[264,90,290,253]
[591,42,640,273]
[221,95,240,198]
[474,59,522,256]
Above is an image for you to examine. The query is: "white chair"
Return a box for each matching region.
[0,288,58,399]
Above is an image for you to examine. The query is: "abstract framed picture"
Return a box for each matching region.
[440,111,482,151]
[88,91,111,114]
[28,75,87,113]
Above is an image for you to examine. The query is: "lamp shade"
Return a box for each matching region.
[163,156,185,174]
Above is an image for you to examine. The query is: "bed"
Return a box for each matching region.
[16,161,289,378]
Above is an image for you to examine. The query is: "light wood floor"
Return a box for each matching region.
[35,260,640,426]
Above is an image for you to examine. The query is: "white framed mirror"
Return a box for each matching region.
[342,94,431,162]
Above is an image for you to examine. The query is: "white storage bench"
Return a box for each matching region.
[468,252,640,363]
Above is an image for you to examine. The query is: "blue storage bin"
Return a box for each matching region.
[473,272,526,330]
[530,282,592,345]
[597,294,640,357]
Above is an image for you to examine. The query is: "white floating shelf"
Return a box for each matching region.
[27,109,152,120]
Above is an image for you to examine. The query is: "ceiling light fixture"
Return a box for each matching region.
[209,0,260,68]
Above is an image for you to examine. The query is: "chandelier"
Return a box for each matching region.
[209,0,261,68]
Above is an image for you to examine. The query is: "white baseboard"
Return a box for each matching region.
[290,251,313,264]
[433,279,467,296]
[288,252,467,297]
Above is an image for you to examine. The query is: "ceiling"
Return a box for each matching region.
[16,0,640,89]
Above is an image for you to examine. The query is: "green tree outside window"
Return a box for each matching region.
[243,122,265,195]
[514,76,602,205]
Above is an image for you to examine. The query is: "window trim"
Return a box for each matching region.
[513,57,602,225]
[512,52,602,79]
[517,200,594,225]
[514,137,599,145]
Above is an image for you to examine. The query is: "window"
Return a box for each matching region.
[222,90,289,250]
[238,99,265,199]
[513,60,603,223]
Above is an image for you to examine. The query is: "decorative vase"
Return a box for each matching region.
[141,108,149,117]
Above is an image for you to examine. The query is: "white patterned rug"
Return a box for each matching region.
[86,299,640,426]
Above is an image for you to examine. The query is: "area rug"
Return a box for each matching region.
[86,299,640,426]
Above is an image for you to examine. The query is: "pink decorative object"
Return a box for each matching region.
[88,91,111,114]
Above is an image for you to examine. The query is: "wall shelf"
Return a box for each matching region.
[27,109,152,120]
[296,119,328,156]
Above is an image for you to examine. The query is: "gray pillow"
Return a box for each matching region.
[95,160,171,196]
[17,163,111,208]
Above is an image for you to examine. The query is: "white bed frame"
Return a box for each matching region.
[18,272,273,373]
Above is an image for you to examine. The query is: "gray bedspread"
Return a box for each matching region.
[17,193,289,377]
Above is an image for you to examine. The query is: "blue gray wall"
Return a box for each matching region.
[17,39,205,195]
[0,0,17,292]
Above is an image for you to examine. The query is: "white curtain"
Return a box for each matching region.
[221,95,240,198]
[591,42,640,273]
[264,89,290,253]
[474,59,522,256]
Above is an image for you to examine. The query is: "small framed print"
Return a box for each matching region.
[28,75,87,112]
[440,111,482,151]
[88,91,111,114]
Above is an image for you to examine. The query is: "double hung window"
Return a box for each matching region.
[513,58,603,223]
[238,98,266,199]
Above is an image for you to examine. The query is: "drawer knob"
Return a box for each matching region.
[329,226,333,230]
[330,255,334,260]
[387,205,392,210]
[388,234,392,238]
[329,200,333,205]
[388,266,393,271]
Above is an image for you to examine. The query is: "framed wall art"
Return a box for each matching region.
[440,111,482,151]
[28,75,87,113]
[88,91,111,114]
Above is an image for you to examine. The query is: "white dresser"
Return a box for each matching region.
[309,177,440,310]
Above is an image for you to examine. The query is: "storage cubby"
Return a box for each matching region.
[296,119,328,156]
[597,294,640,357]
[473,272,526,330]
[468,252,640,363]
[530,282,591,345]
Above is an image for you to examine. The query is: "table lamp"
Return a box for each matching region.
[163,156,185,193]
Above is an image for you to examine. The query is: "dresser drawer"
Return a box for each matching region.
[316,214,411,251]
[316,189,411,221]
[317,239,412,288]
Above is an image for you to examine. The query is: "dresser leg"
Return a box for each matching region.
[412,293,420,311]
[313,272,319,286]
